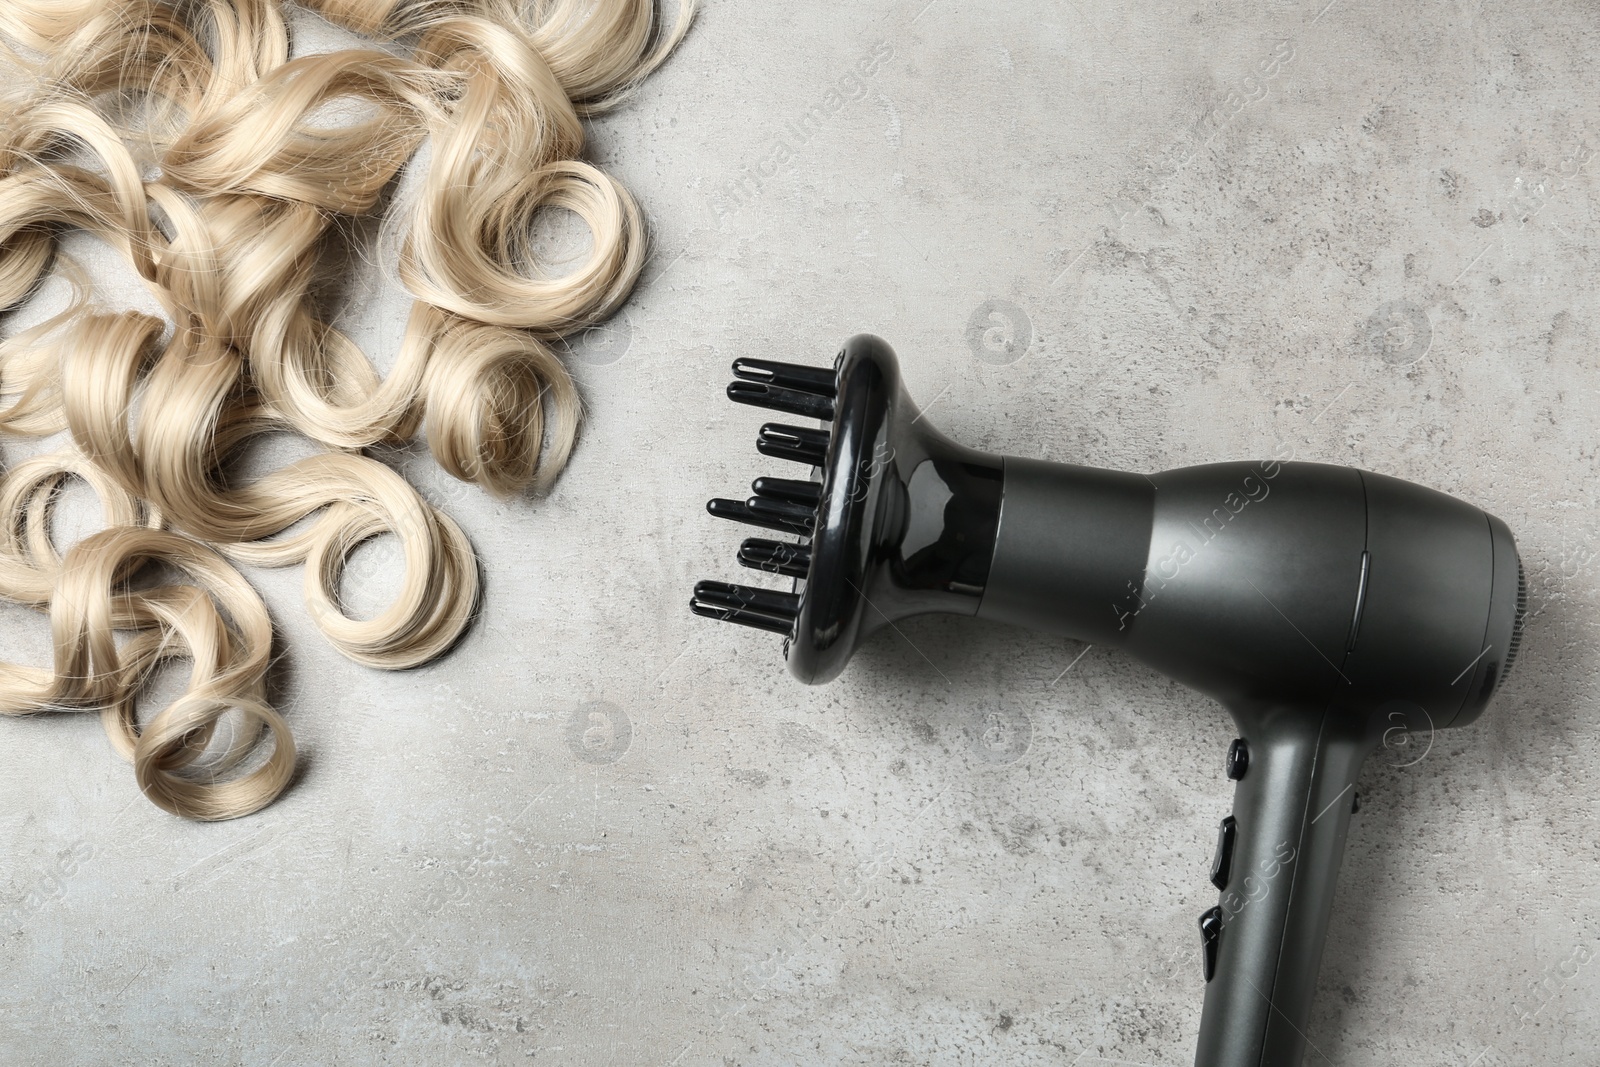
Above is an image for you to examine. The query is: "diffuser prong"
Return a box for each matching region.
[691,580,801,634]
[728,381,835,421]
[738,538,812,579]
[752,477,823,507]
[707,497,812,536]
[756,423,830,466]
[731,358,837,398]
[689,599,794,634]
[745,495,817,535]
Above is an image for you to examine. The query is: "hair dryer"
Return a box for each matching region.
[691,334,1526,1067]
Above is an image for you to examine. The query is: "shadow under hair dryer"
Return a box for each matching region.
[691,335,1527,1067]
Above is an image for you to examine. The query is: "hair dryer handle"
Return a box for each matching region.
[1195,705,1373,1067]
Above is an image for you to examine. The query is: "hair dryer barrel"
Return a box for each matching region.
[975,453,1523,726]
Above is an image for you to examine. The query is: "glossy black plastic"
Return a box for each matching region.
[1225,738,1249,780]
[744,495,816,534]
[728,380,836,421]
[1200,906,1223,982]
[752,477,822,507]
[689,580,799,635]
[707,497,808,536]
[738,538,811,579]
[732,356,837,397]
[789,336,1002,683]
[1210,816,1236,891]
[756,423,830,467]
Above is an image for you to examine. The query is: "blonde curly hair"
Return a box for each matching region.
[0,0,692,819]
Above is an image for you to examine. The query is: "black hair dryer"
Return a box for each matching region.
[692,335,1526,1067]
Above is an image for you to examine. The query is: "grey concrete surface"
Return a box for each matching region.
[3,0,1599,1063]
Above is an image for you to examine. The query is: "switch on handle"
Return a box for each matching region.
[1194,706,1373,1067]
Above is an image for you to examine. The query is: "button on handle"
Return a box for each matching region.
[1210,815,1237,890]
[1226,738,1249,779]
[1196,708,1368,1067]
[1199,905,1223,981]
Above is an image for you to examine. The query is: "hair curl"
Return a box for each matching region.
[0,0,692,820]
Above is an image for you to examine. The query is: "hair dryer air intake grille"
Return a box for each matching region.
[1503,559,1528,679]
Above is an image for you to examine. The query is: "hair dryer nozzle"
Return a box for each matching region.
[697,335,1003,682]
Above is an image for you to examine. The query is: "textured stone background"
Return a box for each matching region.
[3,0,1598,1064]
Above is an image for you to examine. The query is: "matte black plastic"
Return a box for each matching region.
[1341,470,1496,730]
[979,458,1154,644]
[1109,460,1367,707]
[1456,514,1524,728]
[975,452,1517,1066]
[1195,701,1370,1066]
